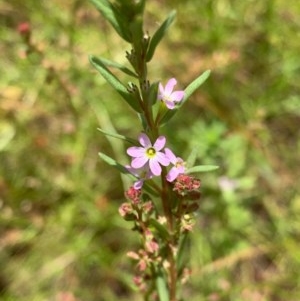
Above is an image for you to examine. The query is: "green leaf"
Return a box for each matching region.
[98,57,138,78]
[183,70,211,102]
[177,233,190,275]
[160,70,211,126]
[89,55,142,112]
[97,128,137,145]
[146,10,176,62]
[89,0,131,42]
[99,152,159,197]
[98,152,129,174]
[156,272,169,301]
[186,165,219,174]
[133,0,146,15]
[148,81,159,107]
[149,218,170,240]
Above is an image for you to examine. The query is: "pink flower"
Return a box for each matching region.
[165,148,185,182]
[126,165,153,190]
[158,78,184,109]
[127,133,169,176]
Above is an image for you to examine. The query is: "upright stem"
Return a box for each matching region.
[134,34,178,301]
[161,172,177,301]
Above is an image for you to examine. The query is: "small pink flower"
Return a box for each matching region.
[127,133,169,176]
[158,78,184,109]
[126,165,153,190]
[165,148,185,182]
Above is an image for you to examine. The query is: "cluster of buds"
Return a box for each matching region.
[173,174,201,198]
[119,187,167,293]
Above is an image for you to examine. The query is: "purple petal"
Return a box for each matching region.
[134,179,144,190]
[139,133,152,148]
[171,91,184,102]
[158,83,164,99]
[149,159,162,176]
[131,156,148,169]
[153,136,166,151]
[165,100,175,109]
[127,146,145,157]
[164,78,177,95]
[146,170,154,179]
[165,148,176,164]
[156,152,170,166]
[166,167,179,182]
[126,165,138,176]
[178,165,185,173]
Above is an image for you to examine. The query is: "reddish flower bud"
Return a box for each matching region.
[17,22,31,43]
[173,174,201,196]
[18,22,30,34]
[125,186,141,204]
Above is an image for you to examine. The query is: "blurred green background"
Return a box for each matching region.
[1,0,300,300]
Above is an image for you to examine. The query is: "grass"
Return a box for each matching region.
[1,0,300,300]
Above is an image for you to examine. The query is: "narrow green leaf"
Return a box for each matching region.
[183,70,211,102]
[146,10,176,62]
[176,233,190,275]
[89,0,131,42]
[98,57,138,78]
[99,152,159,197]
[149,218,170,240]
[186,146,199,168]
[148,81,159,107]
[159,70,211,126]
[97,128,137,145]
[89,55,142,112]
[186,165,219,174]
[98,152,129,174]
[135,0,146,15]
[156,272,169,301]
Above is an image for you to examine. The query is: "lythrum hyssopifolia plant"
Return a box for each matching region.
[89,1,218,300]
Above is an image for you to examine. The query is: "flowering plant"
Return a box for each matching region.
[89,0,218,300]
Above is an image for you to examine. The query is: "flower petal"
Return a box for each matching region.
[153,136,166,151]
[139,133,152,148]
[156,151,170,166]
[164,78,177,95]
[134,179,144,190]
[149,158,162,176]
[166,166,179,182]
[165,148,176,164]
[127,146,145,157]
[165,100,175,109]
[131,156,148,169]
[158,83,164,99]
[170,91,184,102]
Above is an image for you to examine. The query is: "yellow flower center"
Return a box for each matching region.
[175,161,185,168]
[146,147,156,158]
